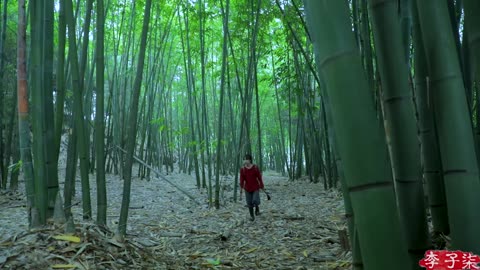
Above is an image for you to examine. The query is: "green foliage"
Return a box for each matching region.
[1,0,316,176]
[65,89,73,98]
[8,160,22,173]
[204,257,221,266]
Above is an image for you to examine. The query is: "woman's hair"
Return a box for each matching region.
[244,154,253,162]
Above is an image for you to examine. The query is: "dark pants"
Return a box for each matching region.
[245,190,260,207]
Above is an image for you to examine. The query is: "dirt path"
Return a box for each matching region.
[0,166,351,269]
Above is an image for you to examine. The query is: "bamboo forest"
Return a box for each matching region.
[1,0,480,269]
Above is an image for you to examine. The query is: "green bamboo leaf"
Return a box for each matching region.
[158,124,167,132]
[205,257,221,266]
[8,160,22,173]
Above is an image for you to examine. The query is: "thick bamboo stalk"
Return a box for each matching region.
[367,0,430,265]
[416,0,480,254]
[411,1,450,235]
[95,0,107,226]
[17,0,35,226]
[117,0,152,239]
[65,0,92,220]
[304,1,412,269]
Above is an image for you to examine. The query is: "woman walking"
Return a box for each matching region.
[240,154,265,221]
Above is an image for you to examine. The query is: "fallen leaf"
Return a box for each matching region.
[282,250,295,259]
[0,241,12,246]
[51,264,76,269]
[188,251,203,259]
[205,257,221,266]
[53,235,81,243]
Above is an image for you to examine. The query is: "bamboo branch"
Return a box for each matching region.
[116,146,201,205]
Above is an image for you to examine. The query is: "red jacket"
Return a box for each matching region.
[240,165,264,192]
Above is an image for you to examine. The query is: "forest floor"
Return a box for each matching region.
[0,160,351,270]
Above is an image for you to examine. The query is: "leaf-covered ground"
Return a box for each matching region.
[0,163,351,269]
